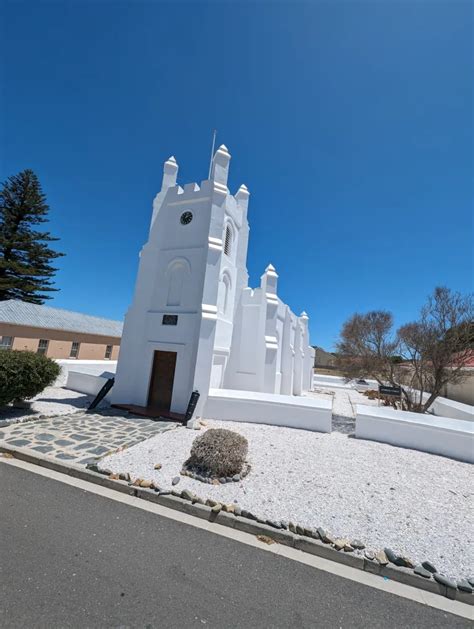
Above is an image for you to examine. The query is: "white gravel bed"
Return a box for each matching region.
[99,420,474,580]
[0,386,94,424]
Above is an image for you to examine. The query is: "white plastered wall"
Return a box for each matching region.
[112,144,316,418]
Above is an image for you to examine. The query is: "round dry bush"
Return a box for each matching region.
[185,428,248,478]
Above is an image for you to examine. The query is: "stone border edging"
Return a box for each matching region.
[1,443,472,607]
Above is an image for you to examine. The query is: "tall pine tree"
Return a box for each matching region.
[0,169,64,304]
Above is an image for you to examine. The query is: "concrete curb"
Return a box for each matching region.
[1,443,472,606]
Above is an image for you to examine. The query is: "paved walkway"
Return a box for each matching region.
[307,387,379,434]
[0,410,174,466]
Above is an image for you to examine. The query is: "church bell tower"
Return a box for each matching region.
[111,144,250,417]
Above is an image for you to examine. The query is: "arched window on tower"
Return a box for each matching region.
[224,225,232,257]
[166,259,190,307]
[217,272,232,317]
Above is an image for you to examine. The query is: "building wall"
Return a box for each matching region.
[111,155,216,414]
[112,145,315,414]
[0,323,120,360]
[222,266,315,397]
[313,346,337,369]
[356,404,474,463]
[442,371,474,406]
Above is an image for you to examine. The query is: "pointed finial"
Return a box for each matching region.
[214,144,231,161]
[164,155,178,173]
[236,184,250,206]
[263,263,278,278]
[300,311,309,319]
[162,154,178,189]
[236,184,249,195]
[211,143,231,186]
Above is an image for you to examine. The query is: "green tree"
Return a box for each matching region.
[0,350,60,407]
[0,169,64,303]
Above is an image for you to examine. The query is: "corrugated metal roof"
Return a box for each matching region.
[0,300,123,338]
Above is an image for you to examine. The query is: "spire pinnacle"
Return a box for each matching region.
[211,142,231,186]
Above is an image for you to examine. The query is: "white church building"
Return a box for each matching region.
[111,145,329,430]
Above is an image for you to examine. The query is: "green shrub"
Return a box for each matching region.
[0,350,60,407]
[185,428,248,478]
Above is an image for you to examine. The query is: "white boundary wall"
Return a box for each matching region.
[204,388,332,432]
[66,371,112,399]
[313,374,352,390]
[356,404,474,463]
[312,374,378,390]
[430,397,474,422]
[312,374,474,422]
[56,360,117,387]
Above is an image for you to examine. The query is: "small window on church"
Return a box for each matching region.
[224,225,232,257]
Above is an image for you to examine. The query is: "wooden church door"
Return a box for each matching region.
[147,350,177,411]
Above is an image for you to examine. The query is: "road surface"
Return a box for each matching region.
[0,462,470,628]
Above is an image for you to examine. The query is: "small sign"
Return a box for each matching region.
[162,314,178,326]
[379,385,402,397]
[185,390,200,422]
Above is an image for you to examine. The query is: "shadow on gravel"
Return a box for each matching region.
[39,395,92,408]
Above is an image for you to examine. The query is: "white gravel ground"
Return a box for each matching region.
[0,386,93,424]
[99,419,474,581]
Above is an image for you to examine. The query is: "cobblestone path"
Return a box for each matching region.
[0,410,175,466]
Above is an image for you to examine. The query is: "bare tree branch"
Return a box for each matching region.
[335,287,473,413]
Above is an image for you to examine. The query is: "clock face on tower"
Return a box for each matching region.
[180,211,193,225]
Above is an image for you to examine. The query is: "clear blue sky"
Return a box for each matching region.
[1,1,472,350]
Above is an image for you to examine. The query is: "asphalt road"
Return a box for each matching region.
[0,463,470,629]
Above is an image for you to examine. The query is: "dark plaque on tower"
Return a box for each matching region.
[162,314,178,326]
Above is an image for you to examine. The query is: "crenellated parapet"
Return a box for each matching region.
[151,146,251,237]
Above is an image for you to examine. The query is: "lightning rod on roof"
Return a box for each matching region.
[208,129,217,179]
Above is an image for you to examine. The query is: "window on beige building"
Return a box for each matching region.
[0,336,13,350]
[37,339,49,355]
[70,341,80,358]
[105,344,113,359]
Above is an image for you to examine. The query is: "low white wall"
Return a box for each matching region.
[313,374,347,386]
[204,388,332,432]
[55,360,117,387]
[66,371,111,399]
[356,404,474,463]
[312,374,474,422]
[312,374,379,391]
[430,397,474,422]
[312,375,352,390]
